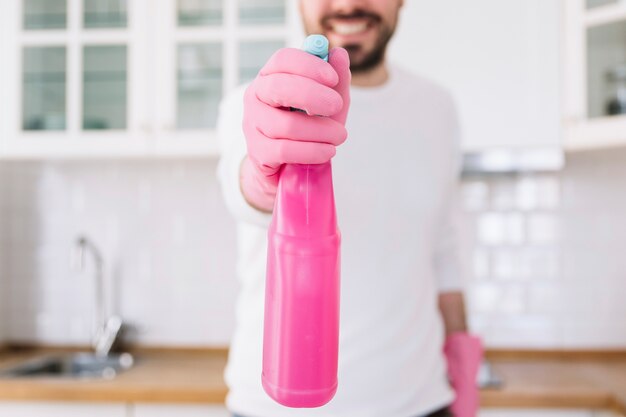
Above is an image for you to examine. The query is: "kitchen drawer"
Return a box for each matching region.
[132,404,229,417]
[480,409,593,417]
[0,402,128,417]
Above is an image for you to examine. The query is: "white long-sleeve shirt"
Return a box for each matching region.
[216,64,464,417]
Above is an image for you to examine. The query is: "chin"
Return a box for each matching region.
[343,47,368,62]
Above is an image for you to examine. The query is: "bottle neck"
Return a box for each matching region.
[272,162,337,238]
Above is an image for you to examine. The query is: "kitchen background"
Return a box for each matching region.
[0,0,626,417]
[0,0,626,416]
[0,0,624,349]
[1,145,626,349]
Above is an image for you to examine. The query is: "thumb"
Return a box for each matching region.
[328,47,351,125]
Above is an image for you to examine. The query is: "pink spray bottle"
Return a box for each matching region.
[262,34,341,408]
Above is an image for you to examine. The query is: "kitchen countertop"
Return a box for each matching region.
[0,347,228,403]
[0,346,625,413]
[483,350,626,414]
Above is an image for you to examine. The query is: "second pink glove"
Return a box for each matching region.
[240,47,351,212]
[444,332,484,417]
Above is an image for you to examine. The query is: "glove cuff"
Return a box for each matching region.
[240,156,279,213]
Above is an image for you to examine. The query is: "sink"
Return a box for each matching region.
[0,352,134,380]
[477,360,504,389]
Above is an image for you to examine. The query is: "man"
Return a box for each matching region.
[217,1,483,416]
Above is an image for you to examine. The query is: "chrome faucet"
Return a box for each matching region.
[73,235,123,357]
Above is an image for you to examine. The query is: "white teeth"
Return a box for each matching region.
[332,22,368,35]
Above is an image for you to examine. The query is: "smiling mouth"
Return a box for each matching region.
[329,20,371,35]
[323,11,380,37]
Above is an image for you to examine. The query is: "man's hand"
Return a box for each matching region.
[444,332,483,417]
[240,47,351,212]
[439,292,483,417]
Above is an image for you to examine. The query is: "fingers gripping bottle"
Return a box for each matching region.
[262,35,341,408]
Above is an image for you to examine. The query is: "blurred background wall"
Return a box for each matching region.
[0,147,624,348]
[0,0,625,350]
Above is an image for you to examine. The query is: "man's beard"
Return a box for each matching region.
[343,24,394,73]
[306,8,398,74]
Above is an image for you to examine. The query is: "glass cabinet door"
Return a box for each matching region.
[563,0,626,151]
[22,46,67,130]
[238,40,285,84]
[239,0,286,25]
[18,0,134,136]
[83,45,127,130]
[587,20,626,119]
[83,0,128,28]
[171,1,225,130]
[21,0,69,132]
[5,0,293,156]
[80,1,130,133]
[177,43,222,129]
[167,0,287,131]
[23,0,67,30]
[177,0,222,26]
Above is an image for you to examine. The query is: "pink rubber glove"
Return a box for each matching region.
[240,47,351,212]
[443,332,484,417]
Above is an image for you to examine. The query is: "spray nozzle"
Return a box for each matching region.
[303,34,329,61]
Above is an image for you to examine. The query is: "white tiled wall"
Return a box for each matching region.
[0,160,238,347]
[0,165,7,343]
[463,148,626,348]
[0,148,625,348]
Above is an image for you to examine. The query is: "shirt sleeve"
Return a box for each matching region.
[433,93,467,293]
[216,85,272,228]
[434,179,466,293]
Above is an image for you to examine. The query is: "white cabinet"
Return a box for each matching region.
[388,0,561,151]
[132,404,229,417]
[563,0,626,150]
[0,0,294,159]
[2,0,151,158]
[150,0,292,157]
[480,409,592,417]
[0,402,128,417]
[480,409,625,417]
[0,402,230,417]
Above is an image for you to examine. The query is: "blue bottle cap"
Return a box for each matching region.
[303,34,329,61]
